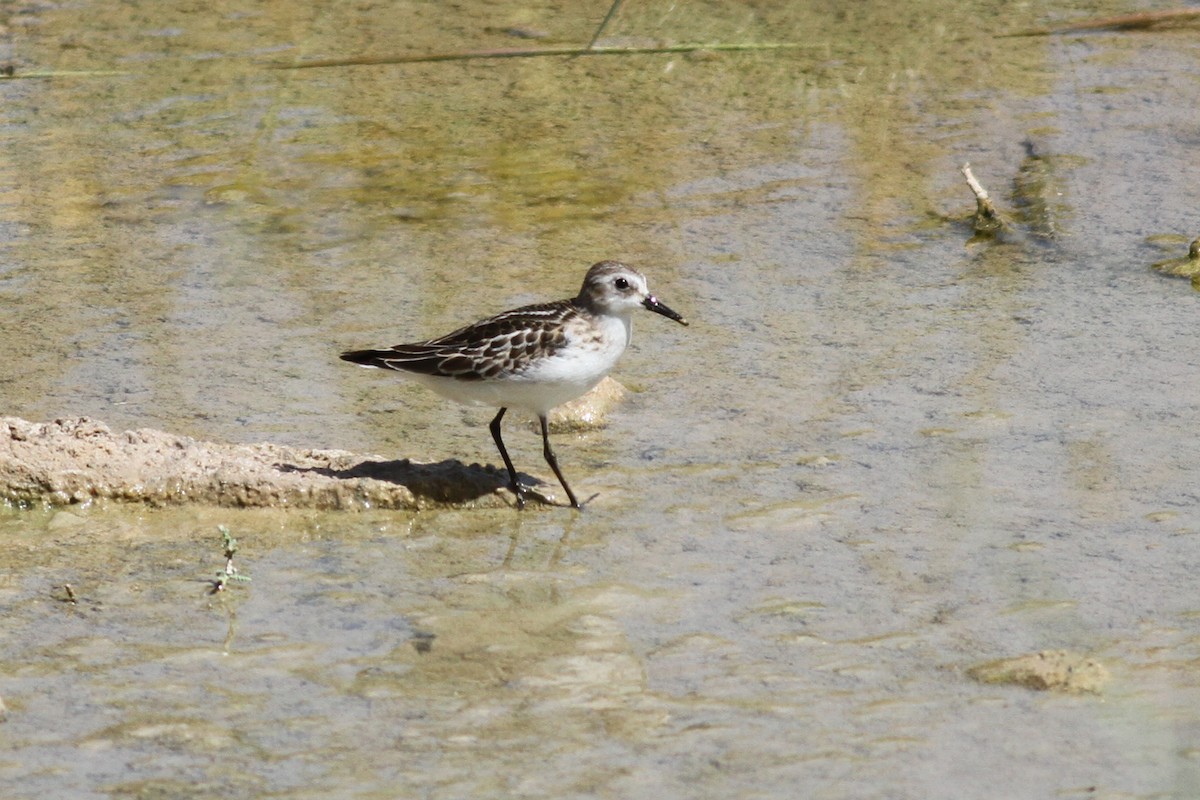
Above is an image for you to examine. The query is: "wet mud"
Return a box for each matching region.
[0,415,491,509]
[0,380,625,509]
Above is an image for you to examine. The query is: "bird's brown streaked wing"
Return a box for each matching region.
[425,300,575,346]
[341,304,575,380]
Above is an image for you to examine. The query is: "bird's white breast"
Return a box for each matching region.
[507,312,631,412]
[396,313,633,416]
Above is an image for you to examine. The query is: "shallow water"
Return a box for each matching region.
[2,1,1200,798]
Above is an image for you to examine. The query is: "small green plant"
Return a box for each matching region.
[208,525,252,595]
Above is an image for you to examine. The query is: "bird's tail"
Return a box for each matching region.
[340,349,393,368]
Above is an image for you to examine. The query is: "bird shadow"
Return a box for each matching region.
[276,457,560,507]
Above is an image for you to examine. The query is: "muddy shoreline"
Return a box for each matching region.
[0,415,515,510]
[1,379,625,510]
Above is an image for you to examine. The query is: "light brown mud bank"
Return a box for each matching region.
[0,416,515,510]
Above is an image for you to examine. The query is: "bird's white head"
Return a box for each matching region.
[576,261,688,325]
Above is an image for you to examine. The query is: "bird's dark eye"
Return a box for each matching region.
[614,277,629,290]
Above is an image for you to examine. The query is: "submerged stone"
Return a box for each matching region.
[967,649,1110,694]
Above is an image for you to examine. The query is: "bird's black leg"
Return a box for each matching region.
[539,415,581,510]
[489,407,525,509]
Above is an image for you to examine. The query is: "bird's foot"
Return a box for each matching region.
[510,482,527,510]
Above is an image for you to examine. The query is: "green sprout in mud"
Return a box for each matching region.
[208,525,251,595]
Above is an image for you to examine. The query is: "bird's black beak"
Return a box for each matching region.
[643,295,688,326]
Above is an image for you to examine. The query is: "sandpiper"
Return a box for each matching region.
[340,260,688,509]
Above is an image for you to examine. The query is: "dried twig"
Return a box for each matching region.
[0,69,129,79]
[585,0,626,51]
[960,164,993,209]
[274,42,811,70]
[1000,7,1200,37]
[960,162,1014,237]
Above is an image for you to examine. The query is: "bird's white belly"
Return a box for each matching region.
[405,315,631,416]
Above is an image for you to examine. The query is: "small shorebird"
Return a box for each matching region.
[340,260,688,509]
